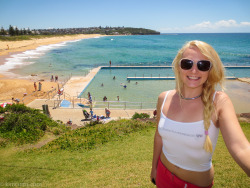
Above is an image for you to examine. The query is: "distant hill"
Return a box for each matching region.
[35,27,160,35]
[1,26,160,36]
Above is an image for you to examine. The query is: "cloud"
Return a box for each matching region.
[215,20,237,27]
[241,22,250,26]
[186,20,250,30]
[160,19,250,33]
[192,21,212,29]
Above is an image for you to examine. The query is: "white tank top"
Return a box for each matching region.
[158,91,219,172]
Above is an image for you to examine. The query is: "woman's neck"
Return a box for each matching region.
[180,88,203,99]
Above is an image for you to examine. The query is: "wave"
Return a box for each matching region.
[0,36,101,75]
[0,41,71,73]
[220,52,250,58]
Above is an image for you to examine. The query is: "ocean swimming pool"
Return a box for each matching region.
[78,66,250,109]
[79,67,175,109]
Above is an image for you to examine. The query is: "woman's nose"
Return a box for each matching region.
[190,64,198,73]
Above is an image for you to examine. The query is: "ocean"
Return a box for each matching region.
[4,33,250,77]
[2,33,250,110]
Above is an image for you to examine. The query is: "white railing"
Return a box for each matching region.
[72,100,156,110]
[50,95,157,109]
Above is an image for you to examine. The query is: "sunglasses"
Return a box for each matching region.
[179,59,212,72]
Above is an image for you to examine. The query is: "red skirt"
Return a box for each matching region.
[156,158,213,188]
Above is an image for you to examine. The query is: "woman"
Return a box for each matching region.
[150,40,250,187]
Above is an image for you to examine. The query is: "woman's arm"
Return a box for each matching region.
[150,92,165,182]
[216,92,250,176]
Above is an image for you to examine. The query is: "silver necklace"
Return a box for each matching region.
[180,93,202,100]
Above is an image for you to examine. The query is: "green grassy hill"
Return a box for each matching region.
[0,105,249,187]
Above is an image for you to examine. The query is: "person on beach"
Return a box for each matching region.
[38,82,42,91]
[55,75,58,82]
[88,92,92,105]
[34,82,37,91]
[150,40,250,187]
[90,108,93,119]
[51,75,54,82]
[105,108,111,118]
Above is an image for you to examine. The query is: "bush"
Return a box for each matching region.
[43,119,155,151]
[52,127,62,136]
[0,104,68,145]
[5,103,37,113]
[0,106,6,113]
[131,112,150,119]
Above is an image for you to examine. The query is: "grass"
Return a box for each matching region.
[213,122,250,187]
[0,119,249,187]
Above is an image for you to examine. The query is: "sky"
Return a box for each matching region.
[1,0,250,33]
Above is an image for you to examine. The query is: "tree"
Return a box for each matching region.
[15,27,19,35]
[8,25,15,36]
[0,27,7,35]
[27,28,32,35]
[23,28,27,35]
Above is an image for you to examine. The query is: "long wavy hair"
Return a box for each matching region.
[172,40,225,152]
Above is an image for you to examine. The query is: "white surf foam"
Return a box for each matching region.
[0,37,101,75]
[0,41,69,73]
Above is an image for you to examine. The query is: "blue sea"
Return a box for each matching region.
[5,33,250,76]
[2,33,250,110]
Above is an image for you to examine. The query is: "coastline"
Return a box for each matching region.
[0,34,104,77]
[0,34,104,105]
[0,34,103,57]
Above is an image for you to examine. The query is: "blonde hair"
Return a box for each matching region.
[172,40,225,152]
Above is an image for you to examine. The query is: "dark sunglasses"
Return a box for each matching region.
[179,59,212,72]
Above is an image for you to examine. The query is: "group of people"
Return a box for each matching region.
[12,97,20,104]
[51,75,58,82]
[82,107,111,121]
[33,81,42,91]
[102,95,120,101]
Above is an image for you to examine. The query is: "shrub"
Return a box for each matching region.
[52,127,62,136]
[5,103,37,113]
[0,106,6,113]
[132,112,150,119]
[0,104,68,145]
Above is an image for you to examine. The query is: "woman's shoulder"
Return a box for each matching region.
[158,91,167,99]
[214,91,230,102]
[158,90,176,101]
[214,91,232,111]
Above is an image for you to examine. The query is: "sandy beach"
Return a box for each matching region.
[0,34,102,56]
[0,34,103,104]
